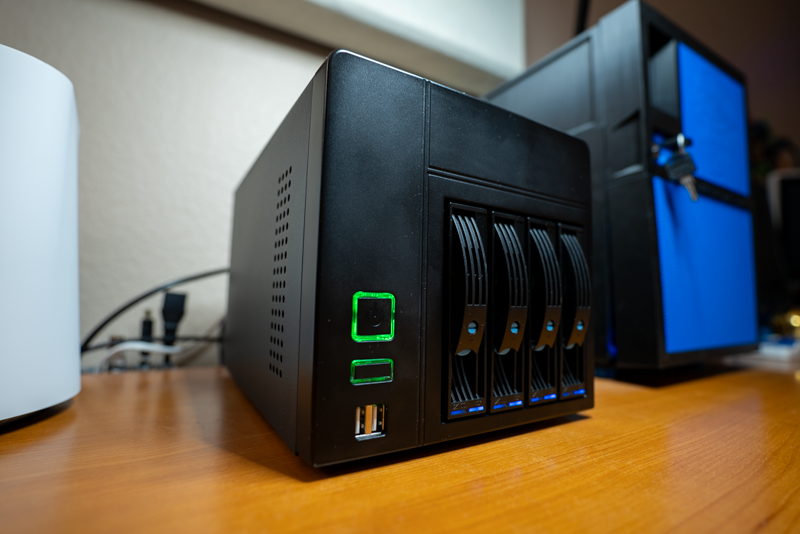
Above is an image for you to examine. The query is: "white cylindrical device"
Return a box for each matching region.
[0,44,81,422]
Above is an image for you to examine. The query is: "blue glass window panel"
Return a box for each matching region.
[678,42,749,197]
[653,178,757,353]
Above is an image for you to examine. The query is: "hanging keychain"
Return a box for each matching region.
[654,133,699,201]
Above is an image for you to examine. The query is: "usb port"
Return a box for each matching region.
[355,404,386,441]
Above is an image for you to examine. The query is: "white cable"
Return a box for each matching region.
[95,341,182,372]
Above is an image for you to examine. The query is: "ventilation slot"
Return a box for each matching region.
[562,352,581,387]
[529,345,558,405]
[449,208,488,354]
[560,232,591,348]
[446,204,488,420]
[530,351,554,390]
[489,214,527,412]
[493,360,515,397]
[559,230,590,398]
[531,228,561,307]
[492,217,528,354]
[450,356,480,403]
[495,222,527,308]
[529,222,562,349]
[270,165,292,379]
[490,350,524,411]
[563,234,590,308]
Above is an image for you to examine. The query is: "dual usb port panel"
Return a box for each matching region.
[446,203,591,421]
[355,404,386,440]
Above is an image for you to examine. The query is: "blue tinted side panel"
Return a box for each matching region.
[653,178,757,353]
[678,43,749,197]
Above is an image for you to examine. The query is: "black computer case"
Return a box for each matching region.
[487,1,759,370]
[226,50,593,467]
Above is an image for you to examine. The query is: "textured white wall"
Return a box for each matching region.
[307,0,525,78]
[0,0,328,367]
[195,0,523,94]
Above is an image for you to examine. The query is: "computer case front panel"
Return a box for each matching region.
[227,51,593,467]
[486,0,758,369]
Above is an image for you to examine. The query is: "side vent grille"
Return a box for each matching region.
[270,165,293,380]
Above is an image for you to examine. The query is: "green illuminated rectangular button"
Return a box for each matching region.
[351,291,395,342]
[350,359,393,384]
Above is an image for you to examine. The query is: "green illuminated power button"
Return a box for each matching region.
[350,359,394,384]
[351,291,395,342]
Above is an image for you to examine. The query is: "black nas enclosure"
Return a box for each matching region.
[226,51,593,467]
[487,0,758,370]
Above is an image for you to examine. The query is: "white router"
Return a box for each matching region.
[0,44,81,423]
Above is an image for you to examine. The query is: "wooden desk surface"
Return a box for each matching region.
[1,367,799,533]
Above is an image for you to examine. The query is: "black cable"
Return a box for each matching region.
[140,310,154,368]
[161,292,186,367]
[575,0,590,36]
[80,267,229,354]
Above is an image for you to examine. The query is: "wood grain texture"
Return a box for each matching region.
[1,367,798,533]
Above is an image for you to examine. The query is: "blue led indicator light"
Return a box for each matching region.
[577,321,584,331]
[562,392,571,397]
[546,320,554,332]
[509,400,523,407]
[451,409,465,416]
[494,404,506,410]
[469,406,485,413]
[574,389,586,395]
[531,397,541,403]
[544,394,557,400]
[467,321,478,335]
